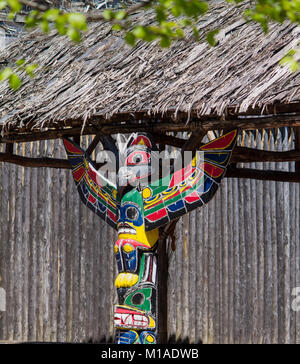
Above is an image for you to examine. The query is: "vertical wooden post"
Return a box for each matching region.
[73,136,81,146]
[295,127,300,173]
[157,237,168,344]
[5,143,13,154]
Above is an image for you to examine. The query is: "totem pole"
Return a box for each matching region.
[63,130,237,344]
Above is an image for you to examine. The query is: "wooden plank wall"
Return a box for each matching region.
[0,129,299,343]
[168,129,300,344]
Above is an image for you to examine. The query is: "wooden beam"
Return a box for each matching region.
[153,134,300,163]
[2,112,300,143]
[86,133,103,156]
[4,101,300,133]
[152,133,185,148]
[226,167,300,183]
[0,153,71,169]
[157,237,168,344]
[1,152,299,182]
[231,147,300,163]
[73,135,81,146]
[0,127,98,143]
[295,127,300,173]
[181,128,206,152]
[1,147,300,169]
[5,143,13,154]
[0,152,107,170]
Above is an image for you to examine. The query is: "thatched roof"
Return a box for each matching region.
[1,1,300,140]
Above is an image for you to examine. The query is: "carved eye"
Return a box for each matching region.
[126,151,150,166]
[126,206,139,220]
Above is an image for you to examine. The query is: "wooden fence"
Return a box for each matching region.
[0,129,299,343]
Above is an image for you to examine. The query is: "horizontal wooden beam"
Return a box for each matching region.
[1,152,299,183]
[1,112,300,143]
[226,167,300,183]
[1,148,299,168]
[154,134,300,163]
[231,147,300,163]
[0,152,71,169]
[0,152,107,170]
[0,127,98,143]
[5,128,300,165]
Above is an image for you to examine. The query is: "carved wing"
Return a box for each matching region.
[141,130,238,231]
[63,138,119,230]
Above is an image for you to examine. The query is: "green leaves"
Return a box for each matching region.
[0,67,21,90]
[9,73,21,89]
[206,29,219,46]
[0,67,13,81]
[242,0,300,33]
[2,0,300,92]
[7,0,21,12]
[65,13,87,42]
[118,0,210,47]
[0,0,8,11]
[280,50,299,72]
[102,9,114,21]
[24,6,88,43]
[43,8,60,22]
[67,28,81,42]
[125,32,136,46]
[68,13,87,30]
[0,60,38,90]
[124,21,186,47]
[24,63,38,77]
[2,0,300,53]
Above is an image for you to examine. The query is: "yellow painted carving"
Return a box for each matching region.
[142,187,152,199]
[115,273,139,288]
[146,335,154,343]
[118,224,159,248]
[148,315,156,329]
[123,243,134,253]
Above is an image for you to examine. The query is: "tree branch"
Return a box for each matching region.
[17,0,155,23]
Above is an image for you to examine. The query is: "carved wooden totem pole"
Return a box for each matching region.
[63,129,237,344]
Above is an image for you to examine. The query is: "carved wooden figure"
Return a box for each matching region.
[63,130,237,344]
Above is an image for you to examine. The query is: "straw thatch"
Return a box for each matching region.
[1,1,300,138]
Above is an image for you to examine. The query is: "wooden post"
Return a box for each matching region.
[73,136,81,146]
[295,127,300,173]
[5,143,13,154]
[157,236,168,344]
[86,133,102,156]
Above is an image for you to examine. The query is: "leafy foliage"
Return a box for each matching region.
[1,0,300,89]
[0,59,37,90]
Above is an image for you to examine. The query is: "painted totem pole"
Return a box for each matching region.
[63,129,237,344]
